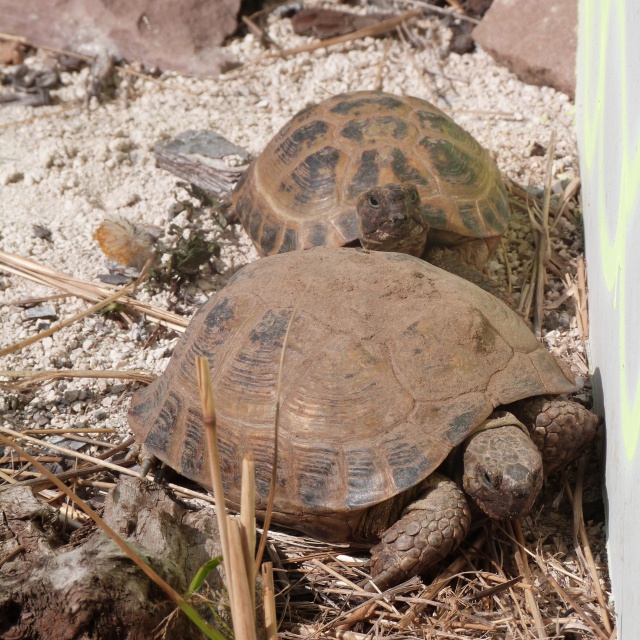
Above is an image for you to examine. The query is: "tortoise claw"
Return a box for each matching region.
[139,454,157,479]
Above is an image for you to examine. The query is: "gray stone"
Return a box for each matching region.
[26,306,57,320]
[472,0,577,98]
[0,0,241,77]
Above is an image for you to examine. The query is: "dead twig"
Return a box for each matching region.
[265,9,423,59]
[0,250,187,332]
[0,368,156,390]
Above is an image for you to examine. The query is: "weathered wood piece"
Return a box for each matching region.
[154,130,250,199]
[0,478,224,640]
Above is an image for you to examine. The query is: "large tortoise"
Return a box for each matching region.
[232,91,510,277]
[129,249,597,589]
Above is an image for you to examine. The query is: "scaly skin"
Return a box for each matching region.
[356,184,502,299]
[508,397,600,475]
[356,184,429,257]
[462,425,543,520]
[369,474,471,591]
[368,400,599,589]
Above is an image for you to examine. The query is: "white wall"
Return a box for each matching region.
[576,1,640,637]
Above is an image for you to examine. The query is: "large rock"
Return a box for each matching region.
[472,0,577,98]
[0,0,240,76]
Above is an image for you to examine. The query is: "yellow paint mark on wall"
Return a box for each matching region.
[578,0,640,459]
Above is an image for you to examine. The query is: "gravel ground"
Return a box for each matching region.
[0,3,609,636]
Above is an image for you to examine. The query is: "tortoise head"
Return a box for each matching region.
[356,184,428,257]
[462,425,543,520]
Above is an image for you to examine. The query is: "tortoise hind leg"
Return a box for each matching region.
[508,397,600,475]
[368,474,471,591]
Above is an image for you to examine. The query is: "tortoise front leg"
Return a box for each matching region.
[509,397,600,475]
[368,474,471,591]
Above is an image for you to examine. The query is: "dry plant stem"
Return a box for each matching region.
[500,236,513,296]
[0,433,224,640]
[407,0,480,24]
[262,563,278,640]
[266,9,423,59]
[6,460,135,490]
[442,0,466,13]
[510,519,544,639]
[0,258,152,358]
[0,285,135,357]
[0,545,24,568]
[195,356,235,605]
[570,456,612,634]
[552,177,582,229]
[0,424,140,479]
[254,283,311,576]
[542,571,609,640]
[20,428,115,435]
[227,519,258,640]
[242,15,282,50]
[398,530,487,629]
[241,454,257,611]
[374,39,392,91]
[532,132,555,335]
[0,369,156,390]
[0,250,188,332]
[576,255,589,336]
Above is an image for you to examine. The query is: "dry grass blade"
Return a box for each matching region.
[0,423,140,479]
[0,250,188,332]
[0,545,24,568]
[227,519,258,640]
[195,356,235,605]
[20,428,114,435]
[408,0,480,24]
[552,177,581,229]
[510,519,544,638]
[542,572,609,640]
[570,456,613,635]
[241,454,257,610]
[195,357,276,640]
[398,531,487,629]
[529,131,556,335]
[0,368,156,390]
[262,563,278,640]
[0,433,225,639]
[265,9,423,59]
[254,282,311,575]
[575,255,589,337]
[0,258,153,358]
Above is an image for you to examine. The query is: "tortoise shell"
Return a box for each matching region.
[232,91,509,257]
[128,249,574,542]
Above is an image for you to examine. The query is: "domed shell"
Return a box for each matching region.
[128,249,575,541]
[232,91,510,256]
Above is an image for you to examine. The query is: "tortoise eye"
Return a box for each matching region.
[481,470,496,489]
[368,195,380,208]
[409,190,418,203]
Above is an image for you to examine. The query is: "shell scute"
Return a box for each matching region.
[233,91,509,256]
[129,249,575,534]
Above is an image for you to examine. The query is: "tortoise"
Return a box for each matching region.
[128,249,598,590]
[232,91,510,282]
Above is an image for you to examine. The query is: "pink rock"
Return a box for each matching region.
[472,0,577,98]
[0,0,241,76]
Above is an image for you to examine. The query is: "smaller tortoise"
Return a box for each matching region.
[129,249,598,589]
[232,91,510,285]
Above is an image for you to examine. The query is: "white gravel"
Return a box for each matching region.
[0,4,586,442]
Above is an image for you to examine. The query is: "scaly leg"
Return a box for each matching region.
[368,474,471,591]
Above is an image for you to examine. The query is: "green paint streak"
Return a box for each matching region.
[578,0,640,459]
